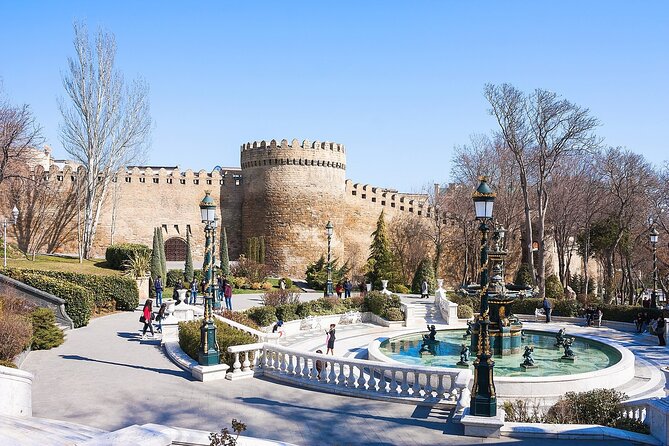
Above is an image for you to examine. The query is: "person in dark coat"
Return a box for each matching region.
[657,315,666,346]
[543,297,552,323]
[326,324,336,355]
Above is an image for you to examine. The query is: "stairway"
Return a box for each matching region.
[0,415,107,446]
[406,301,448,327]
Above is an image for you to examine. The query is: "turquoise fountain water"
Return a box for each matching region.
[379,329,621,378]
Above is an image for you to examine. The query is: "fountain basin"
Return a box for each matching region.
[368,328,635,403]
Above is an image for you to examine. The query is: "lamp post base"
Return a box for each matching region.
[470,393,497,417]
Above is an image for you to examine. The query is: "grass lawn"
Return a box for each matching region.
[5,255,120,276]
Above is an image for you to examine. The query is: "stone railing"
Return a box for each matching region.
[0,365,33,417]
[213,314,280,343]
[259,343,471,408]
[226,342,265,380]
[0,273,73,329]
[621,399,648,423]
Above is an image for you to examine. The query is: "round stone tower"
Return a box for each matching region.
[241,138,346,275]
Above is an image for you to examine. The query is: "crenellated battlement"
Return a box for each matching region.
[344,179,433,218]
[241,139,345,153]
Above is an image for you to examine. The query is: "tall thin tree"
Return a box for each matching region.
[59,22,151,258]
[220,227,230,276]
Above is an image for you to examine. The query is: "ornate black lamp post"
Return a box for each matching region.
[650,226,659,309]
[3,206,19,268]
[325,221,334,297]
[198,191,219,365]
[212,216,220,309]
[471,177,497,417]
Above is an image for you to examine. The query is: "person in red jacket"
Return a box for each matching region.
[141,299,154,339]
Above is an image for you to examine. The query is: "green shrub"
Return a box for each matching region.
[166,269,184,288]
[457,304,473,319]
[393,284,410,294]
[178,319,257,367]
[296,302,312,318]
[384,307,404,321]
[231,276,247,289]
[553,299,580,317]
[514,263,534,287]
[304,255,351,290]
[30,308,64,350]
[612,417,649,434]
[447,292,478,310]
[105,243,151,270]
[411,258,436,294]
[363,291,402,319]
[218,310,260,330]
[510,298,543,316]
[5,269,139,312]
[0,359,17,368]
[309,297,348,315]
[546,389,625,425]
[599,305,662,323]
[0,311,32,361]
[275,303,299,322]
[7,271,92,328]
[245,306,277,326]
[545,274,564,300]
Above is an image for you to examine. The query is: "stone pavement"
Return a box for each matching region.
[21,311,640,446]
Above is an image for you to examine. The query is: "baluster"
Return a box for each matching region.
[232,352,242,374]
[389,370,399,395]
[347,364,357,388]
[435,373,445,399]
[337,361,346,386]
[253,349,261,370]
[286,353,294,376]
[424,372,433,398]
[413,371,420,397]
[272,351,280,370]
[367,366,377,392]
[450,388,459,402]
[328,360,336,383]
[641,407,647,422]
[357,365,367,389]
[301,355,310,379]
[400,370,410,396]
[279,352,287,373]
[242,351,251,372]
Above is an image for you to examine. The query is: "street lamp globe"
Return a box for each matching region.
[326,220,334,236]
[199,191,216,223]
[472,177,496,220]
[650,227,659,244]
[11,206,19,223]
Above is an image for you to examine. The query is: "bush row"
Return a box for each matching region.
[510,297,664,322]
[5,268,138,311]
[105,243,151,270]
[245,293,405,327]
[178,318,258,367]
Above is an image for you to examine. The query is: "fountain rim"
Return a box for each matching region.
[367,326,635,384]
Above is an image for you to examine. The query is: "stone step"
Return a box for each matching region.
[0,415,107,446]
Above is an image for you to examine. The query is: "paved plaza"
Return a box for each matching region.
[19,297,666,445]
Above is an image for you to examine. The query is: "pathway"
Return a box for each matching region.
[20,311,635,446]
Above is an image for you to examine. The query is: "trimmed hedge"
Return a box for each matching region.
[105,243,151,270]
[30,307,64,350]
[599,305,663,323]
[13,271,92,328]
[510,298,543,316]
[245,297,368,327]
[178,318,258,367]
[6,268,138,311]
[167,269,184,288]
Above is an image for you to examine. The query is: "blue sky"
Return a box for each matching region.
[1,1,667,192]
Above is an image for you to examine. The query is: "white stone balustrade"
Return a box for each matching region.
[620,400,648,423]
[214,314,279,343]
[259,343,472,407]
[226,342,265,380]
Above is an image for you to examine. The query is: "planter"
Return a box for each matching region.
[136,275,150,302]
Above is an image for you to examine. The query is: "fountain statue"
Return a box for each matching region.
[456,344,470,367]
[462,320,473,339]
[419,325,439,356]
[520,346,538,369]
[560,337,576,362]
[555,328,566,347]
[423,325,437,342]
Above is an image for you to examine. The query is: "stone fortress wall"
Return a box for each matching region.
[40,139,434,276]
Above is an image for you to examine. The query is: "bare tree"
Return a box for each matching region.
[484,84,600,297]
[388,213,428,285]
[0,85,43,185]
[59,22,151,259]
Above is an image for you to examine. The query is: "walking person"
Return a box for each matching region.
[224,281,233,311]
[140,299,154,339]
[154,275,163,306]
[190,279,198,305]
[155,303,167,333]
[657,315,666,346]
[421,280,429,299]
[344,279,353,299]
[335,282,343,299]
[543,297,552,323]
[326,323,336,355]
[315,349,324,379]
[217,275,224,301]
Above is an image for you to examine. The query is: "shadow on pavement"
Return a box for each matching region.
[59,354,192,379]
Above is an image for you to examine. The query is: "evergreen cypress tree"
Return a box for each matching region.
[411,258,437,294]
[365,211,397,289]
[184,231,194,283]
[259,236,266,264]
[157,228,167,279]
[150,227,162,288]
[220,227,230,276]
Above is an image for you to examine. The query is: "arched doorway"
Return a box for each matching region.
[164,237,187,261]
